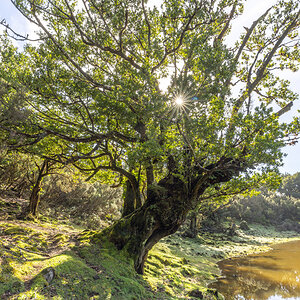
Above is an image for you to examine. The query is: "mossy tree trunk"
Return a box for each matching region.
[189,211,198,238]
[28,175,43,216]
[102,176,189,274]
[21,158,55,218]
[122,180,142,218]
[101,158,244,274]
[27,159,48,217]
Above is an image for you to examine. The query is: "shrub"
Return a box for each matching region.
[40,170,122,229]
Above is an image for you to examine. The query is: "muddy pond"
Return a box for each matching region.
[210,240,300,300]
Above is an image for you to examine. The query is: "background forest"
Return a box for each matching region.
[1,150,299,234]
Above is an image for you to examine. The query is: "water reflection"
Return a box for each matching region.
[210,240,300,300]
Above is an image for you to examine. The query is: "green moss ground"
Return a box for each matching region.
[0,198,299,299]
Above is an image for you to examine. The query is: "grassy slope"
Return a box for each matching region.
[0,197,299,300]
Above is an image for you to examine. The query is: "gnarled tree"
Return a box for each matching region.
[1,0,299,273]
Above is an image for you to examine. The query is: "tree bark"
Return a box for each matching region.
[189,211,198,238]
[28,179,42,216]
[99,175,189,274]
[122,180,142,217]
[99,158,244,274]
[23,159,48,218]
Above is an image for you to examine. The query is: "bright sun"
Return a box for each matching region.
[175,96,184,106]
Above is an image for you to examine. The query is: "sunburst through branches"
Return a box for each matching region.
[169,88,197,121]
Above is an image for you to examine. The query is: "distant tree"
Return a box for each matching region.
[1,0,299,273]
[21,158,60,218]
[221,186,300,225]
[279,172,300,198]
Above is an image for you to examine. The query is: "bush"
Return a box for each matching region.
[277,220,300,233]
[40,170,122,229]
[220,190,300,226]
[197,176,300,231]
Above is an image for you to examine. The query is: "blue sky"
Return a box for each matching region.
[1,0,299,174]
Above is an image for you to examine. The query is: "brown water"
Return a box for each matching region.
[209,240,300,300]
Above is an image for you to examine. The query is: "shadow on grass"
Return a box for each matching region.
[0,260,25,299]
[0,238,173,300]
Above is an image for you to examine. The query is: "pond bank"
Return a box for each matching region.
[210,239,300,299]
[146,223,300,299]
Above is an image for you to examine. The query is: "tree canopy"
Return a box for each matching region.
[1,0,300,273]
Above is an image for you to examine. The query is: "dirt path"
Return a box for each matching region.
[0,197,83,261]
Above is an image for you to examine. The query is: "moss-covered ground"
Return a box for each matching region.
[1,197,299,299]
